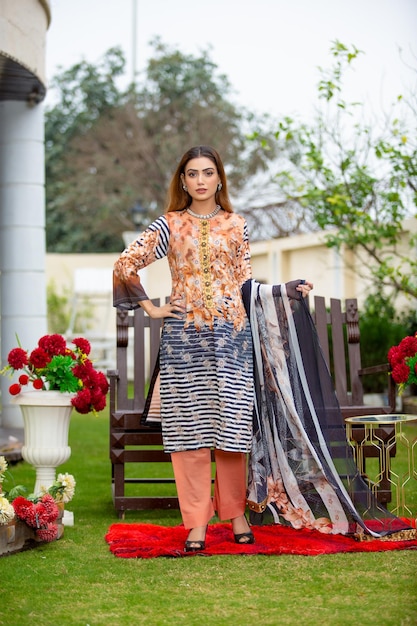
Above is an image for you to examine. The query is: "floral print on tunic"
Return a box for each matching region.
[113,209,252,330]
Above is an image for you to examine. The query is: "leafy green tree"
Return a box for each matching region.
[45,47,126,251]
[45,41,275,252]
[252,41,417,303]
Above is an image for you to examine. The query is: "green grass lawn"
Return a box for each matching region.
[1,412,416,626]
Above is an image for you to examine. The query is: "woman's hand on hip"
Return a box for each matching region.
[140,299,186,319]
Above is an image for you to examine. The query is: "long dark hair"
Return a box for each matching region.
[165,145,233,213]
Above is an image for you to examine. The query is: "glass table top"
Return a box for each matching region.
[345,414,417,425]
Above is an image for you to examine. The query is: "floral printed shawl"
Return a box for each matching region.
[242,280,415,539]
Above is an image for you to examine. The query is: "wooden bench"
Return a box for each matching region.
[108,295,396,517]
[311,296,395,417]
[108,299,176,517]
[310,296,396,506]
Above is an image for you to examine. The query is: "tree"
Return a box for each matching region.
[252,41,417,303]
[45,41,275,252]
[45,47,126,251]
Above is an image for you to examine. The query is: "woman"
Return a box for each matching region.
[113,145,312,552]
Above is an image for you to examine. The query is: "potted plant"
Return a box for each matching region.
[1,334,108,494]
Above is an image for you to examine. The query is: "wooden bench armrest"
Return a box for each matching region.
[107,369,120,416]
[357,362,396,412]
[358,363,390,376]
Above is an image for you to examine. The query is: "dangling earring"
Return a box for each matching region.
[182,184,188,192]
[217,182,223,191]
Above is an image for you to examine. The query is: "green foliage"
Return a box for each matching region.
[47,280,70,333]
[45,46,125,155]
[140,38,235,114]
[254,40,417,303]
[43,355,80,393]
[45,47,128,252]
[47,280,94,335]
[406,353,417,387]
[4,483,27,501]
[45,42,272,253]
[317,40,363,101]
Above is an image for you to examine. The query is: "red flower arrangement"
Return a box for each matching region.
[388,333,417,394]
[1,456,77,545]
[12,494,60,542]
[1,334,109,414]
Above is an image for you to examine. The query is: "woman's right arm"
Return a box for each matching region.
[113,217,167,310]
[113,216,184,318]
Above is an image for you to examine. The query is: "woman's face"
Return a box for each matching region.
[182,157,221,203]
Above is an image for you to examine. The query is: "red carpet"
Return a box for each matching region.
[105,522,417,558]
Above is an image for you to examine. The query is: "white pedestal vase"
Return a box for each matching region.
[12,390,74,496]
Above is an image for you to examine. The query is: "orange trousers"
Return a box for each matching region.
[170,448,247,529]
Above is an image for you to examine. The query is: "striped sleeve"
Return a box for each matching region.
[147,216,169,259]
[236,219,252,286]
[113,215,170,309]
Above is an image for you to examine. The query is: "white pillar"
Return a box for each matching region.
[0,100,47,428]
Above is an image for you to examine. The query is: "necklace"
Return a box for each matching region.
[186,205,221,220]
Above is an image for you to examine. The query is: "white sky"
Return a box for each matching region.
[46,0,417,119]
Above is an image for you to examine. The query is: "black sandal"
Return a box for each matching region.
[184,527,207,553]
[233,516,255,544]
[234,530,255,545]
[184,539,206,552]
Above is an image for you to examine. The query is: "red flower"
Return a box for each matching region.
[35,495,59,526]
[97,371,109,395]
[72,361,94,382]
[92,393,107,412]
[71,388,92,414]
[2,333,108,414]
[13,496,37,527]
[9,383,21,395]
[397,335,417,358]
[38,334,67,356]
[8,348,28,369]
[388,333,417,391]
[13,494,60,530]
[36,523,59,542]
[35,502,51,526]
[29,347,51,369]
[87,370,101,390]
[391,362,410,384]
[387,345,401,366]
[72,337,91,356]
[39,494,59,521]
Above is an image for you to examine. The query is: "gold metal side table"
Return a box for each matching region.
[345,414,417,518]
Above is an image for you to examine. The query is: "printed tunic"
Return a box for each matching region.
[113,208,254,453]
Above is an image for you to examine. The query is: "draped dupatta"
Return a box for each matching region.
[242,280,415,540]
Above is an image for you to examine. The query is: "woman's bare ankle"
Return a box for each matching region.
[186,526,207,542]
[231,514,250,535]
